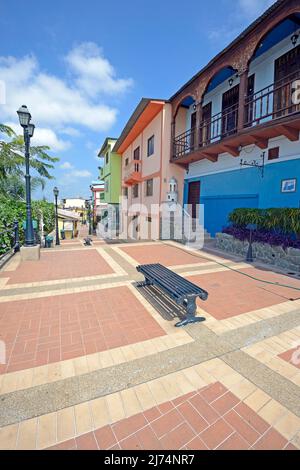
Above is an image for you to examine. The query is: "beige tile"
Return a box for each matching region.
[0,424,18,450]
[172,371,196,395]
[16,418,37,450]
[147,379,170,405]
[244,388,271,412]
[16,368,33,391]
[60,359,75,378]
[57,407,76,442]
[121,388,142,417]
[259,399,287,426]
[32,366,49,387]
[135,383,157,410]
[86,353,101,372]
[220,372,243,389]
[179,368,205,391]
[37,413,57,449]
[105,392,125,423]
[291,431,300,449]
[1,373,18,394]
[274,411,300,440]
[74,402,93,436]
[47,363,62,383]
[73,356,89,376]
[99,351,114,368]
[160,374,184,400]
[229,379,256,401]
[110,348,126,365]
[90,397,111,429]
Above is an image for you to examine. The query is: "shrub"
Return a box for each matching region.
[228,208,300,237]
[223,226,300,249]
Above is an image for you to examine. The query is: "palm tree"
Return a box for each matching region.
[0,124,59,195]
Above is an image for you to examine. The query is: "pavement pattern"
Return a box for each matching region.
[0,228,300,450]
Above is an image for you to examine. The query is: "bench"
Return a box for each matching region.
[136,263,208,328]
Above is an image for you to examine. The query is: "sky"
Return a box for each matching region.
[0,0,276,201]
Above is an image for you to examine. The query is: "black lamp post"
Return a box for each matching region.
[53,187,60,246]
[89,196,93,236]
[85,199,92,236]
[17,105,36,247]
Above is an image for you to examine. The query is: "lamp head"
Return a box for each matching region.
[17,105,31,127]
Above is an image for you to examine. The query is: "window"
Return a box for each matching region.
[105,180,109,192]
[125,158,129,166]
[105,152,109,164]
[147,135,154,157]
[268,147,279,160]
[133,184,139,198]
[123,187,128,198]
[146,179,153,197]
[133,146,140,161]
[146,216,152,223]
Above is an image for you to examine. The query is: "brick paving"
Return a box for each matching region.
[120,244,208,266]
[189,268,300,319]
[48,382,296,450]
[279,348,300,369]
[0,237,299,450]
[0,250,114,284]
[0,286,165,373]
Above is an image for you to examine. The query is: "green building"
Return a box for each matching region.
[98,137,121,230]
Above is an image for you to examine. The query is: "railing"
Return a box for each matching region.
[173,104,238,159]
[0,221,20,263]
[244,69,300,127]
[173,69,300,160]
[123,159,142,180]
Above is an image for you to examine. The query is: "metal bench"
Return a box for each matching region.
[136,263,208,328]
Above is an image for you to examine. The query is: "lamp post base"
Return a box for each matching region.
[20,245,40,261]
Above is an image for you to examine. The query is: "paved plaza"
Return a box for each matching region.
[0,230,300,450]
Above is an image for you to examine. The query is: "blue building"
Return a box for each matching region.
[170,0,300,236]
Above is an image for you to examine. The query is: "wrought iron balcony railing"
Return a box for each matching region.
[173,69,300,160]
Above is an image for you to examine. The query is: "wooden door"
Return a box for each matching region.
[190,112,197,151]
[200,102,212,146]
[222,84,239,136]
[188,181,200,228]
[274,45,300,117]
[244,74,255,127]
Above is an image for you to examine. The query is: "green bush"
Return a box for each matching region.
[0,196,55,254]
[228,207,300,237]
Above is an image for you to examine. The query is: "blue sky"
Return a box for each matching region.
[0,0,275,201]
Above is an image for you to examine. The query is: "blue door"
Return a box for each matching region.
[201,194,259,236]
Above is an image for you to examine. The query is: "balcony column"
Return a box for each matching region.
[237,68,249,131]
[195,101,202,149]
[171,117,176,159]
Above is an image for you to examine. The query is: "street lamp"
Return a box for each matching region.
[17,105,36,247]
[53,187,60,246]
[85,199,92,235]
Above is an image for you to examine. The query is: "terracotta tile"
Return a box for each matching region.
[189,394,219,425]
[217,432,249,450]
[200,419,234,450]
[178,402,209,433]
[160,422,196,450]
[200,382,227,403]
[151,409,184,439]
[113,414,147,442]
[136,426,163,450]
[235,402,269,434]
[144,407,162,423]
[94,425,117,450]
[76,432,98,450]
[186,436,208,450]
[224,410,260,445]
[119,434,143,450]
[253,428,288,450]
[211,391,240,416]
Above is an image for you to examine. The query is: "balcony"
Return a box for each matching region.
[123,159,142,185]
[172,70,300,164]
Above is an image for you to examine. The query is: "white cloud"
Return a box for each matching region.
[68,169,92,178]
[0,43,133,138]
[60,161,74,170]
[66,42,133,97]
[237,0,275,19]
[5,121,70,151]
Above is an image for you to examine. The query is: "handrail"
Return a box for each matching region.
[0,220,20,261]
[173,68,300,160]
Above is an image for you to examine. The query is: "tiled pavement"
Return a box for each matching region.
[0,232,300,450]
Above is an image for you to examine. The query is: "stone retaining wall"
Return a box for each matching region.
[215,233,300,272]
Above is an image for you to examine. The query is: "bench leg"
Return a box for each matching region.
[175,295,206,328]
[137,277,153,288]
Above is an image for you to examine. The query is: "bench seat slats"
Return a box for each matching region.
[137,264,207,300]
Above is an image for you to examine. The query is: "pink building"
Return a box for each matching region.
[114,99,185,239]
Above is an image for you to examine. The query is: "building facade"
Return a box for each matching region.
[90,181,105,222]
[114,99,185,239]
[170,0,300,236]
[98,138,121,205]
